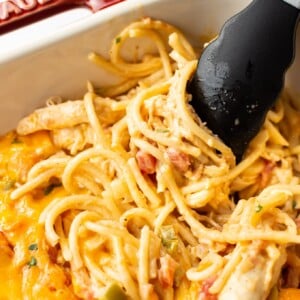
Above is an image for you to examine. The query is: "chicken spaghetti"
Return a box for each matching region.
[1,18,300,300]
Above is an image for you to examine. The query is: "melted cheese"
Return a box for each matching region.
[0,131,78,299]
[279,289,300,300]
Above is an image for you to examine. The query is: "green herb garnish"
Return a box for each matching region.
[160,225,178,254]
[115,36,121,44]
[27,256,37,267]
[255,204,263,213]
[28,243,38,251]
[293,200,297,210]
[156,128,169,133]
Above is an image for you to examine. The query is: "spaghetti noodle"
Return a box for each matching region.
[1,18,300,299]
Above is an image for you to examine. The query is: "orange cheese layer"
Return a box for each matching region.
[0,131,78,299]
[1,132,300,300]
[279,289,300,300]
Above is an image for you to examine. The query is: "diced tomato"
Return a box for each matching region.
[166,148,191,173]
[158,254,178,288]
[141,284,159,300]
[199,276,218,300]
[295,218,300,229]
[136,150,157,174]
[260,160,275,189]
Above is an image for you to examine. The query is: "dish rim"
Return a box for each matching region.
[0,0,163,64]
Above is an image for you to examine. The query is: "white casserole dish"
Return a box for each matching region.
[0,0,300,133]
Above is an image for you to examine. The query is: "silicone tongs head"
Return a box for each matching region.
[189,0,299,161]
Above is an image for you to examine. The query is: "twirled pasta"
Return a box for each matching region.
[1,18,300,300]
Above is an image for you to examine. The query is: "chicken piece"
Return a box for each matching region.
[17,100,88,135]
[218,242,286,300]
[17,98,125,136]
[51,125,94,155]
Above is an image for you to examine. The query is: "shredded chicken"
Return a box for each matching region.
[17,98,124,136]
[51,125,94,155]
[219,242,287,300]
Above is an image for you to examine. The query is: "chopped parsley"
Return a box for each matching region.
[255,204,263,213]
[156,128,169,133]
[160,225,178,254]
[293,200,297,210]
[115,36,121,44]
[28,243,38,251]
[27,256,37,267]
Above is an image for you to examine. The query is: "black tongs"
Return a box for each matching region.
[189,0,300,161]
